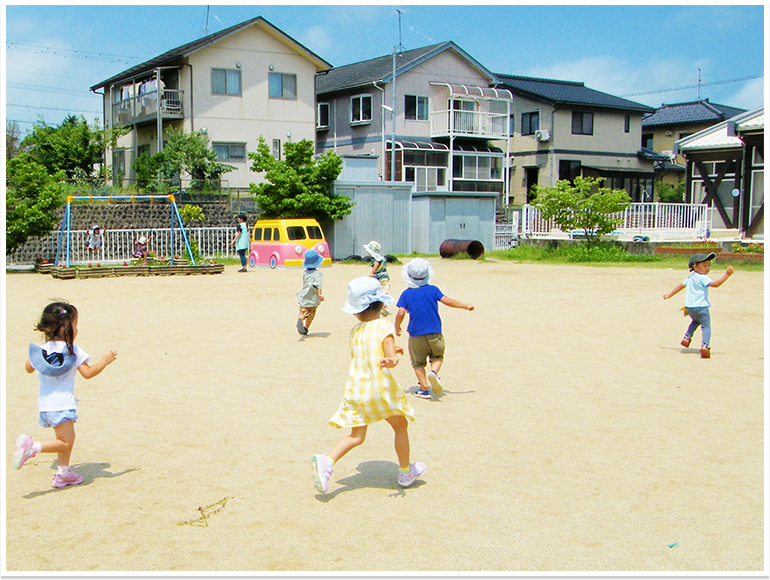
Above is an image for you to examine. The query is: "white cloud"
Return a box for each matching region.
[526,55,718,108]
[722,78,766,111]
[300,26,333,60]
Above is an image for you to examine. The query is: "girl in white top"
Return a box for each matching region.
[311,277,426,494]
[13,302,117,488]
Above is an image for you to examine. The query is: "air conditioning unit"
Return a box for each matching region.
[535,129,551,142]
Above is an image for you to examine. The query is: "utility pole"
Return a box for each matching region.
[390,10,405,183]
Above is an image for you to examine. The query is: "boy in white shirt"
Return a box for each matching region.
[663,252,734,359]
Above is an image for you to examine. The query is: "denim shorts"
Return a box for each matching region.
[39,409,78,428]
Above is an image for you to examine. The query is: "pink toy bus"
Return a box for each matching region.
[248,218,332,269]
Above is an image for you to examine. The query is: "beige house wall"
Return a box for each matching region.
[111,23,322,191]
[498,95,650,205]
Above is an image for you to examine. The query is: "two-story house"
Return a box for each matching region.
[493,75,655,205]
[641,99,747,187]
[315,41,513,206]
[90,16,331,193]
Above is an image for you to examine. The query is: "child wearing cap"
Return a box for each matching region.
[663,252,734,359]
[311,276,425,493]
[296,250,325,336]
[395,258,474,399]
[364,240,391,316]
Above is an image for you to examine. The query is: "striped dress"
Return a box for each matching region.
[329,318,415,428]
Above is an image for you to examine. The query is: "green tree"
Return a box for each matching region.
[248,137,349,221]
[532,176,630,246]
[160,129,235,190]
[20,115,106,178]
[656,181,685,203]
[6,153,66,253]
[133,152,177,193]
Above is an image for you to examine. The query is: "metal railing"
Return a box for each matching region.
[430,109,509,138]
[516,203,714,241]
[112,89,184,126]
[34,227,237,265]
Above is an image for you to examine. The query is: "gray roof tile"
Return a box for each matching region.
[495,74,654,113]
[641,100,746,127]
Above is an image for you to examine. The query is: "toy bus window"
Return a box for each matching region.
[287,226,306,240]
[273,228,280,241]
[264,228,272,242]
[307,225,323,240]
[253,228,262,241]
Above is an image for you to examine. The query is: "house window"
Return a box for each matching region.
[137,144,151,158]
[677,132,692,140]
[559,160,582,182]
[269,72,297,99]
[624,115,631,133]
[522,111,540,135]
[572,111,593,135]
[272,139,281,160]
[642,133,653,149]
[213,142,246,162]
[405,95,429,121]
[350,94,372,124]
[317,103,330,129]
[452,154,503,181]
[212,68,241,96]
[402,148,448,192]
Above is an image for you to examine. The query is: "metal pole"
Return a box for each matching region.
[391,46,397,183]
[65,202,72,268]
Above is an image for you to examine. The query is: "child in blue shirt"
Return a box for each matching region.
[663,252,734,359]
[395,258,474,399]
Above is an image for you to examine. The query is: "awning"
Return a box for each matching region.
[430,82,513,100]
[582,165,655,176]
[394,140,449,151]
[453,143,503,154]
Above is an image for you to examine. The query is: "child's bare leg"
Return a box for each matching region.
[40,420,76,467]
[413,366,429,389]
[385,415,410,469]
[328,426,367,463]
[429,359,443,375]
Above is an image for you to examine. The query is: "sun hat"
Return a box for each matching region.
[138,236,148,244]
[401,258,434,288]
[342,276,395,314]
[363,241,383,260]
[688,252,717,271]
[303,249,324,269]
[92,225,100,231]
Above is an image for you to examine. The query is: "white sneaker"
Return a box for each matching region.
[427,371,443,395]
[398,461,427,487]
[311,454,333,493]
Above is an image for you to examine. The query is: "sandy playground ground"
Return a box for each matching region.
[3,259,766,573]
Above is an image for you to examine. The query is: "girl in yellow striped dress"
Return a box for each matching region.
[311,277,426,493]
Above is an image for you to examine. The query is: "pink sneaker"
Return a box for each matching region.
[398,461,427,487]
[311,454,333,493]
[13,434,37,469]
[52,471,84,488]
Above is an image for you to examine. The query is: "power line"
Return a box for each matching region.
[621,74,763,97]
[7,81,101,97]
[7,103,102,114]
[6,42,142,63]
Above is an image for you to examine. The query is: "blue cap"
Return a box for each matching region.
[303,250,324,269]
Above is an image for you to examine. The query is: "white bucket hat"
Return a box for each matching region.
[342,276,395,314]
[138,236,148,244]
[363,241,384,261]
[401,258,434,288]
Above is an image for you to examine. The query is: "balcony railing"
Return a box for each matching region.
[111,89,184,127]
[430,109,509,139]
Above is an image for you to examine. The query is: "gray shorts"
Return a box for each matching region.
[408,333,445,368]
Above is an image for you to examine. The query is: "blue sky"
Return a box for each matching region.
[4,3,767,134]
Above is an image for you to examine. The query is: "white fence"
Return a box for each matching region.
[516,203,713,241]
[27,227,237,265]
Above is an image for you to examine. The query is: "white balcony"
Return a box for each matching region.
[112,89,184,127]
[430,109,509,139]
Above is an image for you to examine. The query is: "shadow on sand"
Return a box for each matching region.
[23,462,139,499]
[314,460,426,502]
